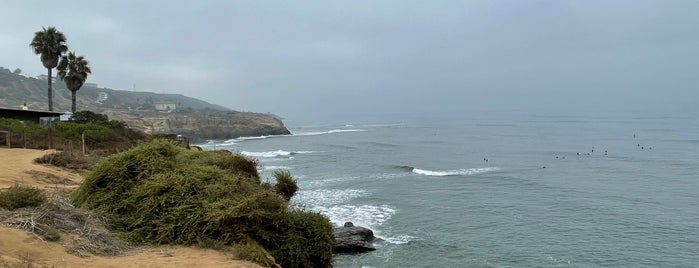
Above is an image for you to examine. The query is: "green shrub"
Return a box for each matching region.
[0,118,27,132]
[53,122,114,144]
[0,118,46,148]
[70,111,109,125]
[262,210,334,268]
[232,241,277,268]
[273,170,298,201]
[70,139,333,267]
[0,184,46,210]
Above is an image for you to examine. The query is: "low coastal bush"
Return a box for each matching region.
[71,139,333,267]
[0,112,145,151]
[0,184,46,210]
[232,241,278,268]
[273,170,298,201]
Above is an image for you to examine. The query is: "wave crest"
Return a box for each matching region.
[293,129,366,136]
[411,167,500,177]
[241,150,314,158]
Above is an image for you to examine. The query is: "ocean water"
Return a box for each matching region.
[198,114,699,267]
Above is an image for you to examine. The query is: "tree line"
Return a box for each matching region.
[30,26,90,113]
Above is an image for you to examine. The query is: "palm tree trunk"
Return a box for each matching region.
[71,90,76,113]
[47,68,53,111]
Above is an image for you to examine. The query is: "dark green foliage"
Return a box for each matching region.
[273,170,298,201]
[264,210,334,268]
[0,119,48,149]
[0,114,143,150]
[30,26,68,112]
[57,51,91,113]
[0,118,43,133]
[0,184,46,210]
[70,111,127,130]
[0,118,28,132]
[232,241,277,268]
[71,111,108,124]
[53,122,113,143]
[70,139,333,267]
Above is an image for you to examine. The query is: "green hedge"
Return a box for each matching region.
[71,139,333,267]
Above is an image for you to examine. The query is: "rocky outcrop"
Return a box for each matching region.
[104,110,290,141]
[333,222,376,253]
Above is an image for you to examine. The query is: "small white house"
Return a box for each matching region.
[97,92,109,103]
[154,100,177,111]
[60,112,73,121]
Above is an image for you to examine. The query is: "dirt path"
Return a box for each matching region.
[0,148,82,189]
[0,148,261,268]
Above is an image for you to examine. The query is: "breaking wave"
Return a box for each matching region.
[262,165,293,171]
[293,129,367,136]
[241,150,315,158]
[411,167,500,177]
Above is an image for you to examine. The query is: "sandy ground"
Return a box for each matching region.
[0,148,261,268]
[0,148,82,190]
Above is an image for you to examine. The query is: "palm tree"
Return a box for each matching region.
[57,52,91,113]
[30,26,68,111]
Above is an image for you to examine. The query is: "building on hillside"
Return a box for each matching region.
[37,74,58,83]
[0,107,64,124]
[154,100,177,112]
[97,92,109,103]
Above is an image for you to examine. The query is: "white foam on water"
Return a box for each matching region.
[300,176,361,188]
[262,165,293,171]
[258,157,294,162]
[294,189,367,206]
[242,150,315,158]
[236,135,274,141]
[292,186,416,245]
[319,204,396,227]
[293,129,367,136]
[375,233,415,245]
[371,173,407,180]
[242,150,292,157]
[412,167,500,177]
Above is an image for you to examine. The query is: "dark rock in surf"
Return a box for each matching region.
[333,222,376,253]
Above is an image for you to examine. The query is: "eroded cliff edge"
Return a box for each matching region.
[103,110,291,141]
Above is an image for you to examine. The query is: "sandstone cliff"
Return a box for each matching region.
[103,110,290,141]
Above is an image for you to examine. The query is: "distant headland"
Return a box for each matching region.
[0,67,290,141]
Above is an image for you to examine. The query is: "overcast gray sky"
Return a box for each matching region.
[1,1,697,121]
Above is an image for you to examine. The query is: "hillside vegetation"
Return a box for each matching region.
[1,67,290,141]
[0,68,228,112]
[70,139,334,268]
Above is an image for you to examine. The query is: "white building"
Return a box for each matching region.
[60,112,73,121]
[97,92,109,103]
[154,100,177,111]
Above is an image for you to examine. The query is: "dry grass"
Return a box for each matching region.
[0,194,129,258]
[0,253,56,268]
